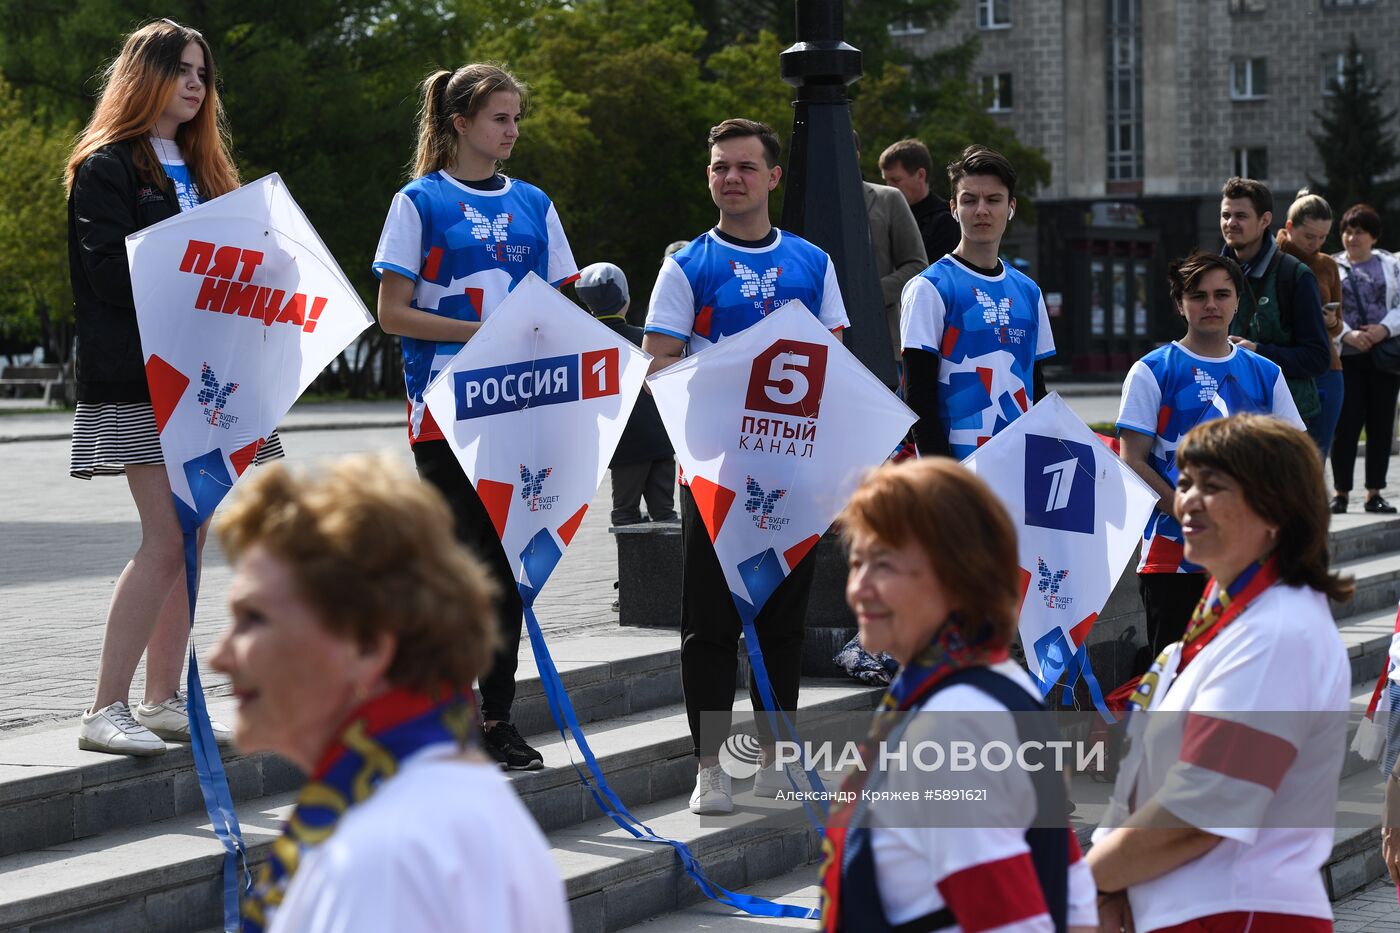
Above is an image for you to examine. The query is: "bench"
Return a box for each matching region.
[0,365,69,405]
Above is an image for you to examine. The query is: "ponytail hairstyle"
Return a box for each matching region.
[411,63,528,179]
[66,19,238,199]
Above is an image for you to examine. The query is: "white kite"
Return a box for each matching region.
[646,301,915,623]
[126,172,373,928]
[128,173,373,528]
[963,393,1157,696]
[422,271,649,599]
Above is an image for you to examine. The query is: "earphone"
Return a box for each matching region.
[1008,207,1016,221]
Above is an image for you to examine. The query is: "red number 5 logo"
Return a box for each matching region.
[744,339,828,417]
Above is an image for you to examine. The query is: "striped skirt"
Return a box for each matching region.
[70,402,285,480]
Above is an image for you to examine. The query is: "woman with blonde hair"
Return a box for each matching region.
[372,62,578,770]
[1278,192,1345,459]
[211,453,568,932]
[66,19,280,755]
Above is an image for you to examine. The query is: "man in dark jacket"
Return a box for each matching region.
[1219,177,1330,421]
[575,262,677,525]
[879,138,961,266]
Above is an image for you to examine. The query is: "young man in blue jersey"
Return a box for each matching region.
[642,118,849,815]
[1116,251,1303,660]
[900,146,1054,459]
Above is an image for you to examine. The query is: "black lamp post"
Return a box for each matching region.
[779,0,896,387]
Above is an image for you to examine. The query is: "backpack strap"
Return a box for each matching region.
[1273,249,1305,331]
[937,668,1070,933]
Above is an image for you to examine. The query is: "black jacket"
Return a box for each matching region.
[68,139,181,402]
[598,317,674,467]
[910,195,961,265]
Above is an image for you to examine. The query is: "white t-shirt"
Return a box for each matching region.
[869,661,1096,931]
[270,744,570,933]
[1093,584,1349,931]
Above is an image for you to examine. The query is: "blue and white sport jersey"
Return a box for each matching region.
[899,256,1055,459]
[644,228,848,353]
[151,135,201,212]
[1116,341,1304,575]
[372,171,578,443]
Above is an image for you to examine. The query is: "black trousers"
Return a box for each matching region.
[1137,572,1208,666]
[1331,352,1400,493]
[413,440,524,723]
[680,485,816,759]
[610,458,677,525]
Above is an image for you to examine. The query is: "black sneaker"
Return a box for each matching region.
[1331,494,1348,514]
[483,721,544,770]
[1365,495,1398,514]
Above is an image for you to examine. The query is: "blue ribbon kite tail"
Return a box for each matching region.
[514,528,817,919]
[177,513,251,931]
[1032,627,1116,723]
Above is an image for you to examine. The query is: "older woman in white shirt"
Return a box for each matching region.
[210,454,569,933]
[1090,414,1352,933]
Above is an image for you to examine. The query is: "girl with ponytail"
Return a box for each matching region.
[66,19,278,756]
[372,62,579,771]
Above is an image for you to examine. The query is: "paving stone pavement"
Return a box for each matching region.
[2,389,1393,737]
[1336,878,1400,930]
[0,403,628,734]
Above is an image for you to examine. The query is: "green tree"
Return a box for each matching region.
[476,0,722,308]
[0,75,74,363]
[1310,35,1400,243]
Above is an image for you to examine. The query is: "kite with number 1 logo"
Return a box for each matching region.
[421,272,649,597]
[126,173,374,929]
[963,393,1157,704]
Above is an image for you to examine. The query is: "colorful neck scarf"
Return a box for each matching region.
[1128,556,1280,712]
[241,688,478,933]
[818,621,1007,932]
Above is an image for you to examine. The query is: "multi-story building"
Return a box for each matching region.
[894,0,1400,372]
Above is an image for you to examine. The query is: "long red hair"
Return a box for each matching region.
[65,20,238,199]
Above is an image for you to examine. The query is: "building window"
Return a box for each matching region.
[1322,0,1375,7]
[888,12,926,36]
[979,73,1014,112]
[1233,147,1269,179]
[1322,49,1373,94]
[977,0,1011,30]
[1230,58,1269,99]
[1229,0,1266,11]
[1105,0,1142,182]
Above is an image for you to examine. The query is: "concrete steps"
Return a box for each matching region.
[2,515,1398,932]
[0,627,880,932]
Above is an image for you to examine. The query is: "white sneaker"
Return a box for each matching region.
[134,693,234,746]
[689,763,733,815]
[752,760,801,798]
[79,701,166,757]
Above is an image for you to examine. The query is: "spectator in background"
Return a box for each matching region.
[1277,192,1345,459]
[857,135,927,368]
[1219,177,1329,425]
[879,138,961,266]
[1331,204,1400,513]
[575,262,676,527]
